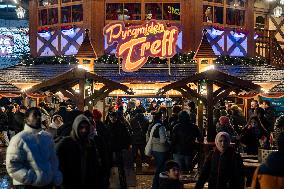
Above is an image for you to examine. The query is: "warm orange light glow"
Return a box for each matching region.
[104,20,179,72]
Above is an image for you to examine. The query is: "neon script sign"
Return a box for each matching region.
[104,20,179,72]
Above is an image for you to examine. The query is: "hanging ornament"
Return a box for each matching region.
[280,0,284,5]
[16,6,25,19]
[274,6,283,18]
[42,0,50,6]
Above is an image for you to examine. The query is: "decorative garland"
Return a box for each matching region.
[20,54,78,66]
[19,53,267,66]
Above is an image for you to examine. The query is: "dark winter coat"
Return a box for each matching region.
[13,112,25,133]
[195,147,245,189]
[0,112,8,131]
[55,115,108,189]
[159,172,183,189]
[107,121,131,153]
[129,113,149,145]
[171,122,203,155]
[168,114,179,134]
[263,107,275,132]
[251,151,284,189]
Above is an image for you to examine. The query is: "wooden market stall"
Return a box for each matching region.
[26,67,133,110]
[157,69,261,142]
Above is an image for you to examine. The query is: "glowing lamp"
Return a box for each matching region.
[280,0,284,5]
[274,6,283,18]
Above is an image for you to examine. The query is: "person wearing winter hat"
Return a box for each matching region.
[195,132,245,189]
[216,116,238,142]
[56,115,108,189]
[251,132,284,189]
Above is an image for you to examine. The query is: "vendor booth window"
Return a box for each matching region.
[39,9,48,25]
[227,0,245,7]
[72,4,83,22]
[203,5,223,24]
[61,6,71,23]
[106,3,141,20]
[38,0,58,6]
[226,8,245,26]
[204,0,223,3]
[48,8,58,24]
[255,16,265,29]
[145,3,162,20]
[163,3,180,20]
[124,3,141,20]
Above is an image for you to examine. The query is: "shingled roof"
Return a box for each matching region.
[0,63,282,85]
[269,82,284,93]
[76,29,97,59]
[0,64,75,83]
[194,30,216,59]
[0,78,21,93]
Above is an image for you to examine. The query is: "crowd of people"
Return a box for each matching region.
[1,98,283,189]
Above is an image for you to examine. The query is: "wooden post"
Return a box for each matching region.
[78,79,85,111]
[206,81,216,142]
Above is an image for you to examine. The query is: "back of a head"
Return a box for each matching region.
[152,111,162,121]
[189,101,196,110]
[178,111,190,124]
[172,105,182,114]
[19,105,27,111]
[93,109,102,121]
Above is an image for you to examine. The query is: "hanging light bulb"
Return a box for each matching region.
[274,6,283,18]
[42,0,50,6]
[16,6,25,19]
[280,0,284,5]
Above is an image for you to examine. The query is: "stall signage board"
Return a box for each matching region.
[261,96,284,116]
[104,20,179,72]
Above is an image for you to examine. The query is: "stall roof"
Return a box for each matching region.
[0,63,282,84]
[0,78,21,94]
[194,31,216,59]
[76,29,97,59]
[27,67,133,95]
[269,82,284,93]
[158,69,261,96]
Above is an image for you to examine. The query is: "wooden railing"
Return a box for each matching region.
[255,28,284,68]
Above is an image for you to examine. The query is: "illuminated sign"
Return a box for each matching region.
[104,20,179,72]
[0,35,14,55]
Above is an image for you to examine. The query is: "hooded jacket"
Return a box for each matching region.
[195,147,245,189]
[159,172,183,189]
[6,124,62,187]
[251,151,284,189]
[56,115,108,189]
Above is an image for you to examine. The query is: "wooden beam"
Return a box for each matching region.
[213,88,233,104]
[180,85,208,104]
[206,81,216,142]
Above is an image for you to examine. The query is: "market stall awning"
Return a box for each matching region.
[158,69,261,99]
[157,69,261,142]
[0,78,22,97]
[27,67,133,109]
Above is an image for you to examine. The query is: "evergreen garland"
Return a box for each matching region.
[20,53,268,66]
